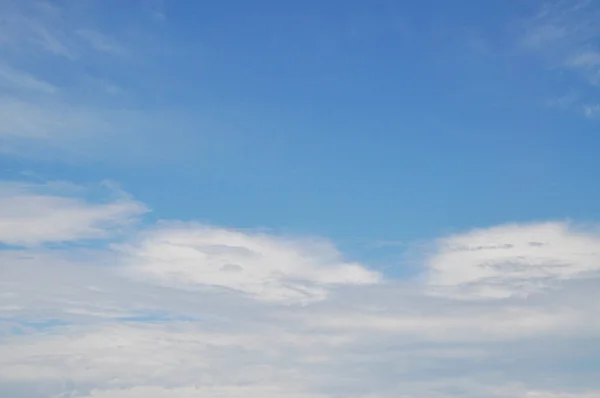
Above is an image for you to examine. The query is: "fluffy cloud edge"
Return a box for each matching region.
[116,221,381,304]
[0,180,148,246]
[423,221,600,300]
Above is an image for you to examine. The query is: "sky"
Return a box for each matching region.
[1,0,600,397]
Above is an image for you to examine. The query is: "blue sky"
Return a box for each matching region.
[1,1,600,398]
[2,0,600,242]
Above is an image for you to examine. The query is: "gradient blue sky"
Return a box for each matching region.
[1,1,600,398]
[3,0,600,240]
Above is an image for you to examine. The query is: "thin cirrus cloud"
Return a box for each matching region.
[0,0,186,162]
[0,0,77,59]
[75,29,129,57]
[0,0,130,60]
[0,16,232,167]
[520,0,600,115]
[520,0,600,118]
[567,50,600,69]
[520,0,600,60]
[583,104,600,118]
[0,97,218,165]
[0,63,58,94]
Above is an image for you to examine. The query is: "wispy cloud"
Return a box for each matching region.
[0,1,128,60]
[0,0,76,59]
[0,64,57,94]
[0,98,141,158]
[0,0,163,161]
[583,103,600,117]
[0,0,235,169]
[522,1,600,75]
[520,0,600,116]
[76,29,129,57]
[0,181,147,247]
[567,50,600,69]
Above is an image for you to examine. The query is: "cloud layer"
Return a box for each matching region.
[1,181,600,398]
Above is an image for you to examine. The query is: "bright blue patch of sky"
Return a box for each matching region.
[2,0,600,259]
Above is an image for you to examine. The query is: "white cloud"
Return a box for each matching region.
[0,1,599,395]
[1,183,600,397]
[524,392,600,398]
[80,386,329,398]
[118,222,380,304]
[295,307,588,342]
[1,324,246,383]
[0,319,355,397]
[3,318,595,398]
[424,222,600,299]
[484,384,600,398]
[0,181,147,246]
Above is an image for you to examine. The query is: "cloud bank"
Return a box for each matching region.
[1,181,600,398]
